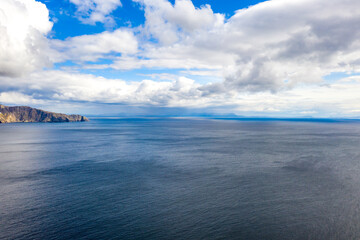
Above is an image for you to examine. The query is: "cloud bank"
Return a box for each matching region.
[1,0,360,116]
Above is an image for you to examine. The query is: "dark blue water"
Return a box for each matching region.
[1,118,360,240]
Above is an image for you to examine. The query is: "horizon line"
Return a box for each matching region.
[86,116,360,122]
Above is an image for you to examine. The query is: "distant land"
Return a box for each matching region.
[0,105,88,123]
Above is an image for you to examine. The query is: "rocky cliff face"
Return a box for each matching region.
[0,105,89,123]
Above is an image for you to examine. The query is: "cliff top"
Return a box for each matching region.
[0,104,89,123]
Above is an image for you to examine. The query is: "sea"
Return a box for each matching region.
[1,118,360,240]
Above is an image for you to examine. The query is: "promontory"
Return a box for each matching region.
[0,105,89,123]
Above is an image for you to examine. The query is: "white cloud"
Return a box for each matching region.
[69,0,122,25]
[0,0,53,77]
[135,0,224,44]
[124,0,360,93]
[2,70,360,117]
[0,91,45,105]
[0,71,202,106]
[2,0,360,117]
[67,0,235,70]
[180,70,222,77]
[218,0,360,92]
[51,29,138,62]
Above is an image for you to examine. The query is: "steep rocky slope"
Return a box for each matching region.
[0,105,88,123]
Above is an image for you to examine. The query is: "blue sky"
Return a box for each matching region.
[40,0,264,39]
[1,0,360,117]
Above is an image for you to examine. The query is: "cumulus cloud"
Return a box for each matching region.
[2,70,360,117]
[0,91,45,105]
[218,0,360,92]
[0,0,53,77]
[134,0,224,44]
[61,0,359,95]
[51,0,360,95]
[71,0,235,70]
[52,29,138,62]
[3,0,360,117]
[69,0,122,25]
[122,0,360,93]
[0,71,202,106]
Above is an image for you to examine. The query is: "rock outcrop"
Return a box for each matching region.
[0,105,89,123]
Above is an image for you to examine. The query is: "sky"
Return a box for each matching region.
[1,0,360,117]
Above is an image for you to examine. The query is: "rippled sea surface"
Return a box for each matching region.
[2,118,360,239]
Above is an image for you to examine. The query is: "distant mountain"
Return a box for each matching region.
[0,105,88,123]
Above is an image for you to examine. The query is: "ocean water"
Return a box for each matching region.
[1,118,360,239]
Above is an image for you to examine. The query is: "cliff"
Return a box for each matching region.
[0,105,89,123]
